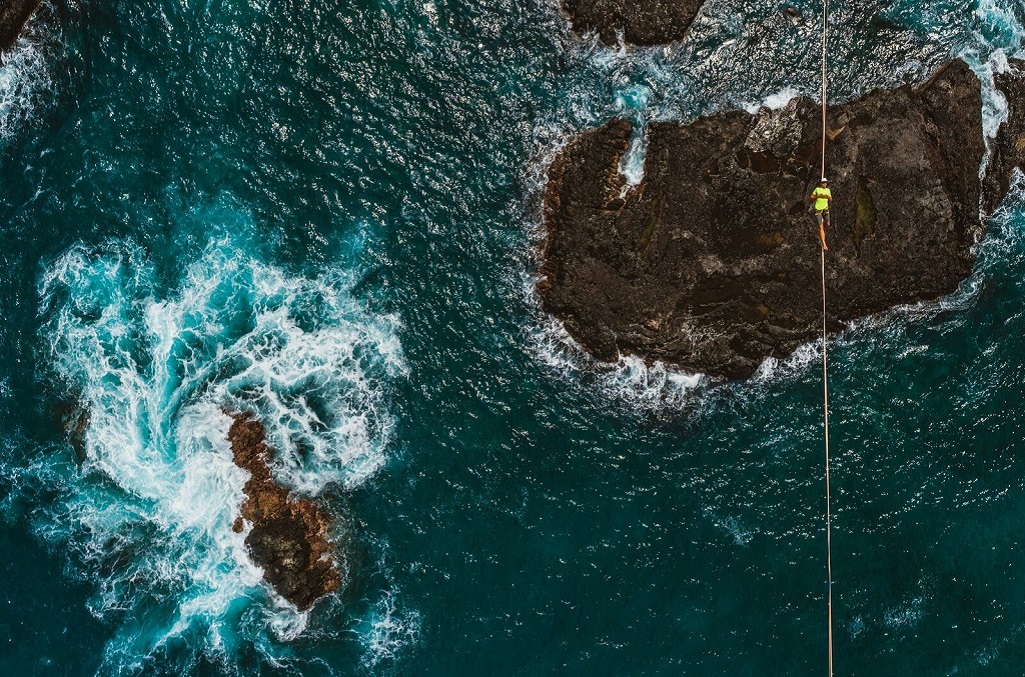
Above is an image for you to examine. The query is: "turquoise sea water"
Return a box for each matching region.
[1,0,1025,673]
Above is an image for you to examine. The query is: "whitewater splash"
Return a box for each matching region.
[0,30,51,145]
[28,239,406,668]
[523,280,708,412]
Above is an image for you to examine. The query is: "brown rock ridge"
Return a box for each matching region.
[540,60,1002,379]
[0,0,41,55]
[228,415,340,611]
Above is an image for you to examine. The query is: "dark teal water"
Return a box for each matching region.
[1,0,1024,673]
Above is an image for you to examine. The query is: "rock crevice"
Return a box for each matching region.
[986,58,1025,214]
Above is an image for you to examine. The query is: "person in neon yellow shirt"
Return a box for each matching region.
[810,178,832,250]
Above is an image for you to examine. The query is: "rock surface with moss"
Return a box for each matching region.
[539,60,1009,379]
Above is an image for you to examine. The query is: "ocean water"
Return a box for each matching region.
[1,0,1025,673]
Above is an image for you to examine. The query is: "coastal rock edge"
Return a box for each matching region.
[0,0,41,54]
[539,60,1003,379]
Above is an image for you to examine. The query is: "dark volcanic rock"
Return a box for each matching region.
[540,60,988,379]
[561,0,705,46]
[986,59,1025,213]
[0,0,40,54]
[228,416,340,611]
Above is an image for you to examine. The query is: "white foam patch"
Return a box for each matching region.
[959,0,1024,172]
[523,273,708,412]
[974,0,1025,57]
[0,31,51,143]
[743,87,800,114]
[32,238,405,666]
[614,83,650,111]
[359,588,422,670]
[705,509,755,546]
[883,592,927,630]
[618,130,646,187]
[614,82,651,186]
[750,341,823,384]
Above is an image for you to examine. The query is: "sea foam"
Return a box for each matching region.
[30,238,406,668]
[0,30,51,145]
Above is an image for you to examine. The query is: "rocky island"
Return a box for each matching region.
[0,0,40,54]
[228,416,340,611]
[540,60,1025,379]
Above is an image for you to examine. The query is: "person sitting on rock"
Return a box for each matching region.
[810,178,832,250]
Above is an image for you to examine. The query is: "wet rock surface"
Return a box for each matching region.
[540,60,993,379]
[228,416,340,611]
[986,58,1025,214]
[560,0,705,46]
[0,0,40,54]
[52,392,90,464]
[60,403,89,464]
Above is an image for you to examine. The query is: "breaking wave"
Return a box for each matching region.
[26,238,406,669]
[0,26,52,146]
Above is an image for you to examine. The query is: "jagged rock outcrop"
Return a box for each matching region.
[986,58,1025,213]
[540,60,992,379]
[561,0,706,46]
[228,416,340,611]
[0,0,40,54]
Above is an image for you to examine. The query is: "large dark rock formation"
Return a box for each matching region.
[561,0,705,46]
[0,0,40,54]
[229,416,340,611]
[540,60,995,379]
[986,59,1025,214]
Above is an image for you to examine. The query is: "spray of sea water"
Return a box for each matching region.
[22,237,407,669]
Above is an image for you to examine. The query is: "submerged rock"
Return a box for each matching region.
[228,416,340,611]
[540,60,993,379]
[561,0,705,46]
[62,405,90,464]
[986,58,1025,213]
[0,0,40,54]
[50,391,90,464]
